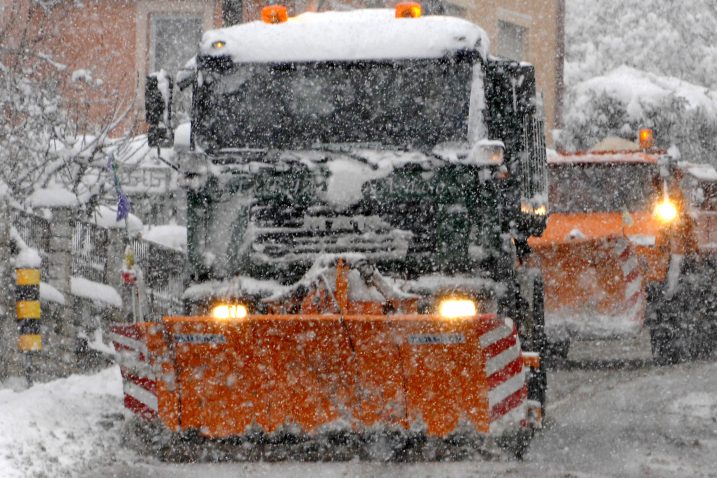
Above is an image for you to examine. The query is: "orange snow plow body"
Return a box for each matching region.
[112,261,537,441]
[530,230,645,338]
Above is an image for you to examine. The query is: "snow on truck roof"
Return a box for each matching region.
[678,162,717,182]
[199,9,489,63]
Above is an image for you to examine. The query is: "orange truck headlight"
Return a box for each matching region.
[653,198,678,224]
[211,304,248,320]
[438,299,477,319]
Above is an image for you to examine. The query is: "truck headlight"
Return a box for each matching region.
[653,198,678,224]
[438,298,477,319]
[211,304,248,320]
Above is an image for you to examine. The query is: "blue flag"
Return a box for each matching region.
[106,153,131,222]
[116,190,130,221]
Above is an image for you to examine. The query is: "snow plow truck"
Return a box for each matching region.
[529,132,717,363]
[112,4,549,460]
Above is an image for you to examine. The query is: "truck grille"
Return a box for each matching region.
[250,214,412,265]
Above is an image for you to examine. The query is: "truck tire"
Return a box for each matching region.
[649,325,684,365]
[647,256,716,365]
[528,273,548,410]
[543,339,570,368]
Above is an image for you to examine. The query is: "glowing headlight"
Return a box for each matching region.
[653,198,678,224]
[438,299,477,319]
[211,304,248,320]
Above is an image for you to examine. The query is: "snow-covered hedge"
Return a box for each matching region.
[561,67,717,162]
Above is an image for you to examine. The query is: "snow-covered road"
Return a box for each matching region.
[1,335,716,477]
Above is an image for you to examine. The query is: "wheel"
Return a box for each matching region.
[497,428,534,460]
[525,271,548,411]
[649,326,682,365]
[545,339,570,361]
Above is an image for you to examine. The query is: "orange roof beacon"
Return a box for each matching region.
[113,5,551,460]
[529,132,717,363]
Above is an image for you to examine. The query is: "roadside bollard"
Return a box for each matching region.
[16,267,41,381]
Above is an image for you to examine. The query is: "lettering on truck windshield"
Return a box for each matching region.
[194,57,474,150]
[548,163,660,213]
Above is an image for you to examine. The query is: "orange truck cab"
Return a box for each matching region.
[529,142,663,350]
[529,133,717,362]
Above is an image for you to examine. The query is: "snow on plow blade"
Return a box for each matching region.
[532,236,644,339]
[112,313,530,440]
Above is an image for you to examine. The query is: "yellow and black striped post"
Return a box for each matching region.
[16,268,42,353]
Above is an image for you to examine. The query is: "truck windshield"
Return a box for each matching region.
[549,163,660,213]
[193,56,475,150]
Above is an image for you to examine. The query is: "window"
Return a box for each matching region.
[150,15,202,75]
[548,164,660,213]
[149,14,203,121]
[496,20,527,61]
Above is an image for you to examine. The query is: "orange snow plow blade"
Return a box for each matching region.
[113,313,530,438]
[112,259,534,442]
[531,235,644,339]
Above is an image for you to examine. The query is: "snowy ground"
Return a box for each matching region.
[1,332,716,477]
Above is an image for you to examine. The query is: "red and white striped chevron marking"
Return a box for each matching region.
[480,318,527,433]
[111,325,158,420]
[614,238,645,327]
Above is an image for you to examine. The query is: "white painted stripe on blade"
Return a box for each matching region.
[110,333,149,356]
[489,402,526,434]
[488,369,526,407]
[486,343,521,376]
[625,279,642,301]
[621,257,638,275]
[626,295,644,320]
[479,325,512,348]
[124,381,158,411]
[614,243,628,258]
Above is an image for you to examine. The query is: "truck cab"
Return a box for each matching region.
[131,5,549,454]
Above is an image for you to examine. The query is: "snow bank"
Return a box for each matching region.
[0,367,125,478]
[201,9,489,63]
[15,247,41,268]
[90,205,143,234]
[142,224,187,251]
[28,187,78,208]
[572,66,717,121]
[40,281,65,305]
[71,276,122,307]
[545,309,643,340]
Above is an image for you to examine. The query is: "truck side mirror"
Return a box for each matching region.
[145,72,174,148]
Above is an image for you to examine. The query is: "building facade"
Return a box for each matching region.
[7,0,562,140]
[448,0,565,141]
[3,0,563,226]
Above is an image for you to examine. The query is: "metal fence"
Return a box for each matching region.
[72,221,110,284]
[131,239,184,320]
[10,206,51,276]
[11,206,51,252]
[10,205,186,320]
